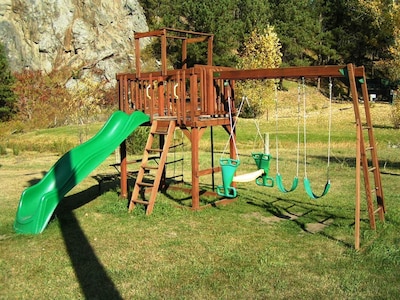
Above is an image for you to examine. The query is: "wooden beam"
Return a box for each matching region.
[186,36,209,44]
[134,29,164,39]
[213,65,365,80]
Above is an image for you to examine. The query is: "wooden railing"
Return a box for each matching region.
[117,65,236,125]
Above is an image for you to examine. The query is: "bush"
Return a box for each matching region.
[126,126,150,155]
[13,68,117,130]
[236,26,282,118]
[13,69,70,128]
[0,144,7,155]
[391,100,400,129]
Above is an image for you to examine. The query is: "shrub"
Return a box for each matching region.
[391,100,400,129]
[126,126,150,155]
[0,144,7,155]
[13,68,116,131]
[13,69,70,128]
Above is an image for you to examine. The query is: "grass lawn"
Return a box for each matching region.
[1,89,400,299]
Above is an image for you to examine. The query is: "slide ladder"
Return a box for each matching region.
[348,65,385,231]
[129,119,176,215]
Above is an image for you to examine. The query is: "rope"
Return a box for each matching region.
[221,96,243,161]
[274,81,280,172]
[275,80,300,177]
[327,78,333,180]
[303,77,332,179]
[303,77,308,176]
[252,116,265,152]
[302,77,332,199]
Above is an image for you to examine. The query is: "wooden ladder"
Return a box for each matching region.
[348,65,385,237]
[128,119,176,215]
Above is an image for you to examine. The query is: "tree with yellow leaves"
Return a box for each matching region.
[236,26,282,118]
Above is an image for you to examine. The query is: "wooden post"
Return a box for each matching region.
[264,133,270,155]
[120,140,128,199]
[355,123,361,250]
[182,39,187,69]
[134,36,141,78]
[207,35,213,66]
[191,127,200,209]
[161,29,167,75]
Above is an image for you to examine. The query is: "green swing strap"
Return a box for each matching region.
[216,158,240,198]
[303,177,330,199]
[276,174,298,193]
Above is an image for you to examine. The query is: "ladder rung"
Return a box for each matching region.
[142,165,159,170]
[153,130,168,135]
[132,199,149,205]
[362,126,371,130]
[374,207,383,214]
[365,146,374,151]
[147,148,163,153]
[368,167,377,172]
[137,182,154,187]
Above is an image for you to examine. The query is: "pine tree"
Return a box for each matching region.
[0,43,16,121]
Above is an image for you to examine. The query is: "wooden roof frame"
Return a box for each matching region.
[134,28,214,77]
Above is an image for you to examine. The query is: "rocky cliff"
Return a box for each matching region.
[0,0,149,87]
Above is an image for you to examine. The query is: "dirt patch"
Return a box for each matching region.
[244,211,298,224]
[245,212,334,234]
[305,219,334,234]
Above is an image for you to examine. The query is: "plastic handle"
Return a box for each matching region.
[174,83,178,99]
[146,85,151,99]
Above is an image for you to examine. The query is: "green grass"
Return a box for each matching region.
[1,100,400,299]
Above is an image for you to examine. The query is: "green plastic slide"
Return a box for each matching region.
[14,110,149,234]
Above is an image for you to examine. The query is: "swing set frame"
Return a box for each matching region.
[117,28,385,249]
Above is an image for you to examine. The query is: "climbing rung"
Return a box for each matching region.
[374,207,383,214]
[365,146,374,151]
[142,165,159,170]
[362,126,371,130]
[137,182,154,187]
[154,130,168,135]
[147,148,163,153]
[132,199,150,205]
[368,167,376,172]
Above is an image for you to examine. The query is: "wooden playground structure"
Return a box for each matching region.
[116,28,385,249]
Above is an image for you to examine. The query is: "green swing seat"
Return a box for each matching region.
[276,174,298,193]
[252,153,274,187]
[303,177,330,199]
[216,158,240,198]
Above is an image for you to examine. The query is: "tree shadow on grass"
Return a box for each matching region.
[58,211,123,300]
[53,177,123,300]
[245,193,356,249]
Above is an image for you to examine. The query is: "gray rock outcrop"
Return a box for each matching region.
[0,0,149,87]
